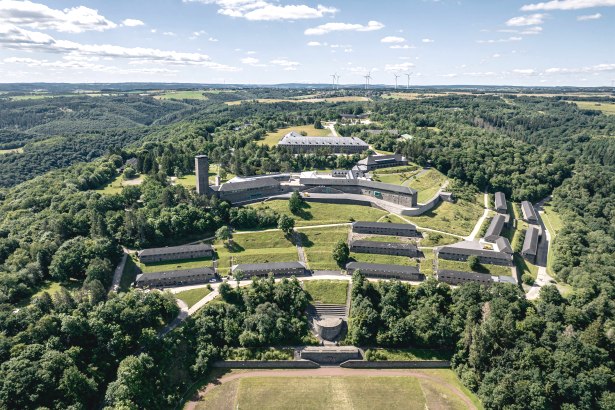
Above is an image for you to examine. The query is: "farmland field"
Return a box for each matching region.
[154,90,208,100]
[573,101,615,115]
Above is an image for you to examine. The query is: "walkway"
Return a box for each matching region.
[110,250,128,292]
[185,368,477,410]
[466,190,489,241]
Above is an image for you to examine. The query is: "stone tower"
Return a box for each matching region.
[195,155,209,196]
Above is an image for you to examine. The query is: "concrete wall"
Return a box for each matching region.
[212,360,319,369]
[340,360,451,369]
[401,192,444,217]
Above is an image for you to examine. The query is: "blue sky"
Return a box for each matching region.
[0,0,613,85]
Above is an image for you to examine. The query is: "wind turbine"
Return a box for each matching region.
[330,73,337,89]
[405,72,413,89]
[393,73,400,90]
[335,74,341,88]
[364,72,371,90]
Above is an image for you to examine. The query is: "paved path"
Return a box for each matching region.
[526,197,555,300]
[325,121,339,137]
[293,230,308,266]
[466,190,489,241]
[110,250,128,292]
[185,368,477,410]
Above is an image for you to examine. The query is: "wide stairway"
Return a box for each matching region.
[309,303,347,318]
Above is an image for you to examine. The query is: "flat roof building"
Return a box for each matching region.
[345,262,423,281]
[231,261,307,278]
[521,225,541,263]
[436,270,493,286]
[484,214,507,242]
[350,240,419,257]
[278,132,368,154]
[135,267,215,288]
[436,242,513,266]
[495,192,507,213]
[521,201,538,224]
[138,244,213,264]
[352,221,418,237]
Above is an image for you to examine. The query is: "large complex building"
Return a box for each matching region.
[436,270,493,286]
[277,132,368,154]
[495,192,507,213]
[213,176,283,203]
[350,240,418,257]
[138,244,213,264]
[231,261,307,278]
[521,201,538,224]
[436,242,513,266]
[351,221,418,237]
[345,262,423,280]
[135,267,215,288]
[521,225,541,263]
[355,153,408,172]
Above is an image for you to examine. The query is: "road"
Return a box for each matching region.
[110,250,128,292]
[466,190,489,241]
[324,121,339,137]
[526,197,555,300]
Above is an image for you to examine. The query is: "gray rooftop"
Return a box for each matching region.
[218,177,280,192]
[356,153,405,166]
[496,236,513,254]
[300,177,417,195]
[437,270,493,282]
[351,240,417,251]
[522,225,540,255]
[521,201,538,221]
[346,262,420,274]
[495,192,507,211]
[485,214,506,240]
[278,132,369,148]
[352,221,417,231]
[136,267,215,282]
[138,243,213,257]
[232,261,306,272]
[437,243,512,261]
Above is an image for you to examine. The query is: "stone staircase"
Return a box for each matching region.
[309,303,347,318]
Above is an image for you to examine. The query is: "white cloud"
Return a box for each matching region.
[506,13,546,26]
[163,31,176,36]
[121,19,144,27]
[545,63,615,73]
[305,20,384,35]
[577,12,602,19]
[246,50,256,54]
[240,57,265,66]
[521,0,615,11]
[270,58,300,70]
[513,68,537,75]
[307,41,322,46]
[0,0,117,33]
[184,0,337,21]
[421,38,434,43]
[441,73,458,78]
[381,36,405,43]
[492,53,501,58]
[3,56,179,75]
[477,36,523,43]
[521,26,543,34]
[0,23,239,71]
[390,44,415,49]
[208,37,218,42]
[384,62,415,71]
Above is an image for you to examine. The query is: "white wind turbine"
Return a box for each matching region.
[393,73,400,90]
[405,72,413,89]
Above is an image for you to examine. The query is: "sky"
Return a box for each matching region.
[0,0,614,86]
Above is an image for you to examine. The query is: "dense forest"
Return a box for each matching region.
[0,89,614,408]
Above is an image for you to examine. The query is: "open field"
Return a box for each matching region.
[419,249,435,276]
[174,164,235,187]
[438,259,512,277]
[215,230,298,275]
[0,147,24,154]
[406,169,448,203]
[250,200,387,227]
[154,90,208,100]
[573,101,615,115]
[303,280,348,304]
[96,174,143,195]
[403,197,484,236]
[176,287,212,308]
[189,369,481,410]
[260,125,332,146]
[514,254,539,281]
[302,226,350,270]
[349,252,415,267]
[541,203,563,276]
[139,256,214,274]
[120,256,140,291]
[30,279,80,302]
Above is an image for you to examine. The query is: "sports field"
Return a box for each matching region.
[188,369,481,410]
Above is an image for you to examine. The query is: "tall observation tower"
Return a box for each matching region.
[195,155,210,196]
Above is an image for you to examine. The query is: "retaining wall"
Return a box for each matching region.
[340,360,451,369]
[401,192,443,217]
[212,360,319,369]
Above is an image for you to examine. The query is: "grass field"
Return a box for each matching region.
[302,226,350,270]
[260,125,332,146]
[120,256,140,291]
[404,197,484,236]
[96,174,143,195]
[175,287,211,308]
[155,90,209,100]
[0,147,24,154]
[30,279,81,302]
[541,203,563,276]
[174,164,235,188]
[250,200,387,227]
[349,252,415,267]
[365,348,453,361]
[192,370,479,410]
[215,230,298,275]
[419,249,435,276]
[406,169,448,203]
[303,280,348,304]
[573,101,615,115]
[514,254,539,280]
[438,259,512,277]
[138,256,214,274]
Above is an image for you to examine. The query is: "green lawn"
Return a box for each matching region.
[30,280,81,301]
[404,197,484,236]
[174,164,234,188]
[405,168,448,203]
[260,125,332,146]
[302,226,350,270]
[138,256,214,274]
[215,230,298,276]
[120,255,141,291]
[303,280,348,304]
[438,259,512,277]
[250,200,387,227]
[514,254,539,280]
[510,202,529,251]
[96,174,143,195]
[175,287,212,308]
[541,203,563,276]
[349,252,415,267]
[573,101,615,115]
[365,348,453,361]
[419,249,435,276]
[155,90,209,100]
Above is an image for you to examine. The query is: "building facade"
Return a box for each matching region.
[231,261,307,278]
[351,221,418,237]
[214,177,283,203]
[436,244,513,266]
[350,240,418,257]
[355,154,408,172]
[135,267,215,288]
[138,244,213,264]
[345,262,423,280]
[484,214,507,242]
[521,225,541,263]
[278,132,369,154]
[521,201,538,224]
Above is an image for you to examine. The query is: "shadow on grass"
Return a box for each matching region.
[291,201,313,220]
[294,232,314,248]
[224,242,245,253]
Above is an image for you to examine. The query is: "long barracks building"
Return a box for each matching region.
[350,240,419,257]
[351,221,418,237]
[436,242,513,266]
[277,132,369,154]
[345,262,424,281]
[138,244,213,264]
